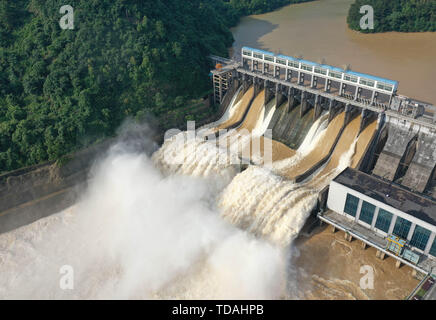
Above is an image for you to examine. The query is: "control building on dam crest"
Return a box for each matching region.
[210,47,436,280]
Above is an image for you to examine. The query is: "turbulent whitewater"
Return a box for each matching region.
[0,85,377,299]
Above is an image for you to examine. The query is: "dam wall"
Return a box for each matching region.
[372,118,420,181]
[0,140,114,234]
[268,101,315,150]
[216,78,241,120]
[402,129,436,193]
[358,113,386,172]
[294,113,348,183]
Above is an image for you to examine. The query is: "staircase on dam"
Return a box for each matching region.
[401,131,436,193]
[372,120,419,181]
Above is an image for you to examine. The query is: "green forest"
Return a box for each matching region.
[0,0,309,173]
[348,0,436,32]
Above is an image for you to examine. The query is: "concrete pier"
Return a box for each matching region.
[359,109,377,134]
[376,250,386,260]
[288,88,297,112]
[216,78,240,118]
[300,91,312,117]
[372,120,419,181]
[344,104,359,126]
[264,80,274,105]
[275,84,285,109]
[402,131,436,193]
[243,75,251,93]
[314,95,323,121]
[328,100,343,123]
[253,78,263,97]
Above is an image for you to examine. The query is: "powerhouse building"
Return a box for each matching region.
[320,168,436,276]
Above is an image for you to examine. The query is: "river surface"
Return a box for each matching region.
[231,0,436,104]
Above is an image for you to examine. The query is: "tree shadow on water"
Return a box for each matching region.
[231,17,279,59]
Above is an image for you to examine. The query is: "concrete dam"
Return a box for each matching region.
[0,46,435,299]
[211,47,436,199]
[2,46,434,246]
[209,47,436,282]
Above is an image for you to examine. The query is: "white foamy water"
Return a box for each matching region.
[0,86,365,299]
[298,113,329,156]
[252,99,276,137]
[0,144,287,299]
[152,131,240,181]
[219,135,358,246]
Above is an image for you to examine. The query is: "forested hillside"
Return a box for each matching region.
[348,0,436,32]
[0,0,309,173]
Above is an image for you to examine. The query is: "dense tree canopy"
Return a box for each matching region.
[348,0,436,32]
[0,0,310,173]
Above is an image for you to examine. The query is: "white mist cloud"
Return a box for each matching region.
[0,132,287,299]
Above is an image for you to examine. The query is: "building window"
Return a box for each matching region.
[264,55,274,62]
[344,75,358,83]
[377,83,393,92]
[329,71,342,79]
[375,209,393,233]
[359,78,374,87]
[359,201,375,225]
[410,225,431,251]
[276,58,286,65]
[376,83,385,90]
[242,50,252,57]
[253,53,263,59]
[393,217,412,240]
[430,238,436,257]
[288,61,299,68]
[315,67,327,75]
[301,64,313,72]
[344,193,359,217]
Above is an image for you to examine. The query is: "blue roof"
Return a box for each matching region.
[276,54,298,62]
[321,65,344,73]
[299,59,318,67]
[241,47,399,89]
[244,47,274,56]
[346,71,398,87]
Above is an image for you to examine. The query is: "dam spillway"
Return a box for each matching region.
[210,47,436,279]
[0,46,435,299]
[211,47,436,198]
[268,102,315,150]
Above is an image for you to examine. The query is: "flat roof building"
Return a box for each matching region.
[320,167,436,276]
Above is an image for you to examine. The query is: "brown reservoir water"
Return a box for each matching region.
[231,0,436,104]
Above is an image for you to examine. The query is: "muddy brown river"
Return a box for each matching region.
[231,0,436,104]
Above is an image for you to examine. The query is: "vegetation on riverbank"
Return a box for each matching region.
[348,0,436,33]
[0,0,311,173]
